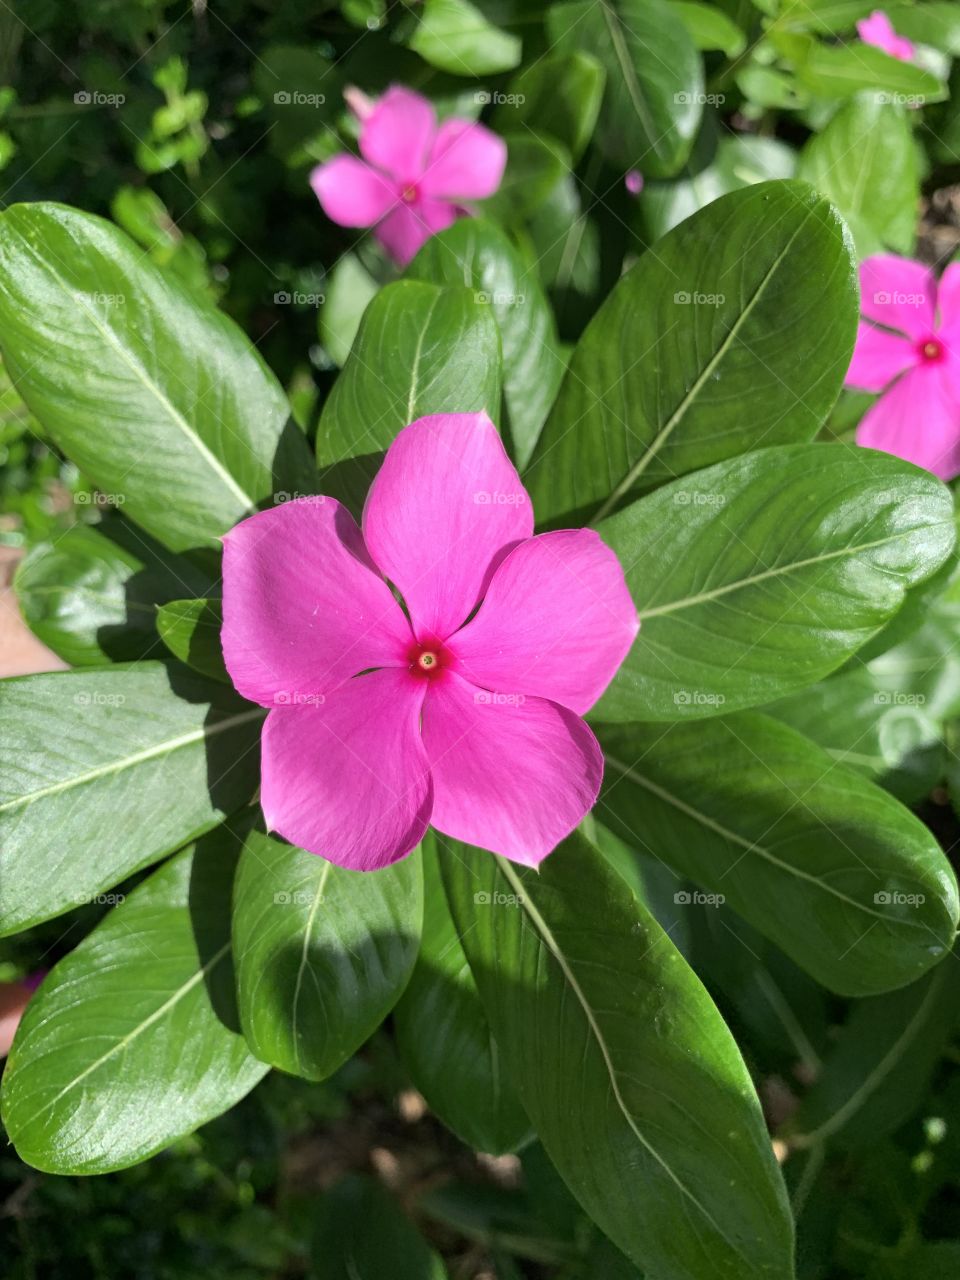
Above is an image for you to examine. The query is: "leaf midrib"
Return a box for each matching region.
[0,707,264,815]
[599,0,661,157]
[495,856,740,1254]
[291,861,333,1072]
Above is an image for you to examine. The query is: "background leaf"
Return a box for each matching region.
[232,829,422,1081]
[310,1175,448,1279]
[493,52,606,163]
[409,0,521,75]
[155,597,228,682]
[0,829,268,1174]
[0,663,262,934]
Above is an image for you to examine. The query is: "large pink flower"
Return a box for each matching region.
[845,255,960,479]
[856,10,915,61]
[221,414,638,872]
[310,86,507,267]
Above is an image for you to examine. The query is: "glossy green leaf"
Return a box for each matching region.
[393,841,530,1154]
[311,1175,448,1279]
[0,663,262,935]
[155,596,227,682]
[526,182,858,525]
[407,220,563,467]
[13,522,210,666]
[316,280,501,513]
[673,1,746,54]
[797,97,918,256]
[440,832,794,1280]
[493,52,605,163]
[481,133,570,227]
[0,203,313,551]
[232,829,422,1081]
[794,41,947,101]
[547,0,702,177]
[887,3,960,55]
[0,831,268,1174]
[598,714,959,995]
[776,0,874,32]
[595,445,956,721]
[409,0,521,75]
[319,253,378,368]
[787,959,960,1151]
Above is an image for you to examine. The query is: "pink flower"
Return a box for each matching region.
[310,86,507,267]
[845,255,960,479]
[625,170,644,197]
[856,10,915,61]
[221,413,638,871]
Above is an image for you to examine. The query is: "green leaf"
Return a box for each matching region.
[787,959,960,1151]
[0,663,263,935]
[13,523,210,666]
[440,832,794,1280]
[155,597,228,682]
[409,0,521,76]
[393,840,530,1154]
[672,1,746,54]
[311,1175,448,1279]
[547,0,703,177]
[776,0,875,32]
[797,97,918,257]
[406,220,563,468]
[794,41,947,102]
[481,133,570,227]
[887,3,960,55]
[232,829,422,1081]
[253,44,341,165]
[526,182,858,526]
[596,444,956,721]
[493,51,605,163]
[316,280,501,513]
[598,714,959,995]
[319,253,378,368]
[0,203,313,552]
[0,830,268,1174]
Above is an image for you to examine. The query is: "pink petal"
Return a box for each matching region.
[362,413,533,640]
[860,256,937,340]
[261,669,433,871]
[221,499,412,709]
[857,11,914,60]
[360,86,436,185]
[421,119,507,201]
[936,263,960,346]
[845,322,918,392]
[374,197,457,267]
[450,530,639,715]
[422,672,603,865]
[857,363,960,480]
[310,155,398,227]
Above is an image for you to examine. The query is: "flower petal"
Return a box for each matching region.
[857,363,960,480]
[363,412,533,640]
[845,322,918,392]
[421,119,507,201]
[451,530,639,714]
[422,672,603,865]
[310,155,397,227]
[360,85,436,185]
[222,499,412,709]
[261,669,433,871]
[857,11,914,60]
[374,197,456,267]
[935,262,960,348]
[860,256,936,339]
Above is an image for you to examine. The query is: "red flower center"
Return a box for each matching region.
[919,337,944,363]
[408,639,450,680]
[401,183,419,204]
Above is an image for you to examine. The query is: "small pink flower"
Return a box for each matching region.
[222,414,638,871]
[857,10,915,61]
[310,86,507,267]
[625,170,644,197]
[845,255,960,479]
